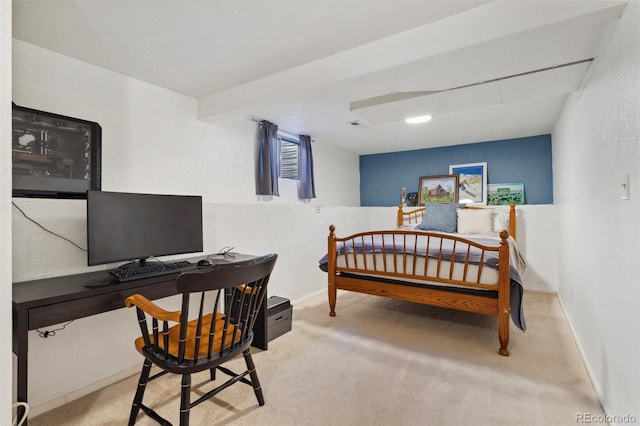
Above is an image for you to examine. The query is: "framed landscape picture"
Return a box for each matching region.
[418,174,459,205]
[449,162,487,205]
[488,183,525,205]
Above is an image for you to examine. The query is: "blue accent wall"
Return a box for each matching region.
[360,135,553,206]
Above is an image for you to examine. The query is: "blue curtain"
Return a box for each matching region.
[297,134,316,199]
[256,120,280,196]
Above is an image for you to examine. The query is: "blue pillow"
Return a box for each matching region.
[417,203,466,233]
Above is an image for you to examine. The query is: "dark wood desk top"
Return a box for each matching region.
[13,253,256,330]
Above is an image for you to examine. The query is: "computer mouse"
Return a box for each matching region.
[197,258,213,267]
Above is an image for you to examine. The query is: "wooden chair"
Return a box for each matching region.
[125,253,278,426]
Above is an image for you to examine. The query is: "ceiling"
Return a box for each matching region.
[12,0,629,155]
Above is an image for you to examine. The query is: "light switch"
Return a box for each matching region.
[621,173,629,200]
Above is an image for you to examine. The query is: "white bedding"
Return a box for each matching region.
[334,229,526,291]
[398,226,526,276]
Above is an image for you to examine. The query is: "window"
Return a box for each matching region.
[278,132,299,180]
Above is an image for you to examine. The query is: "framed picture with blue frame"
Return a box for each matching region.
[449,162,487,205]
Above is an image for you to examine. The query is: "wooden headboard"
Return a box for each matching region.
[397,202,517,239]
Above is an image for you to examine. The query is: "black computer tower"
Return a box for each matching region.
[252,296,292,350]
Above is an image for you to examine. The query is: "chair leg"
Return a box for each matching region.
[129,359,152,425]
[179,374,192,426]
[209,367,216,381]
[243,348,265,406]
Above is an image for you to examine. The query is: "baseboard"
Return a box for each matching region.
[556,292,610,417]
[29,365,140,418]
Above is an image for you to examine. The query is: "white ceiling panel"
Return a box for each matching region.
[497,62,591,102]
[350,60,591,125]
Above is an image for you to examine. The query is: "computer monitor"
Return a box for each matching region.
[87,190,203,266]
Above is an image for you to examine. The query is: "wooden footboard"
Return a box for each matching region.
[327,226,512,356]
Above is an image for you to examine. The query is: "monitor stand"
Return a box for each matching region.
[118,257,150,270]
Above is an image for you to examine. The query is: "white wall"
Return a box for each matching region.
[11,39,363,414]
[552,1,639,422]
[0,2,12,425]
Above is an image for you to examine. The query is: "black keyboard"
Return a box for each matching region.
[110,260,196,282]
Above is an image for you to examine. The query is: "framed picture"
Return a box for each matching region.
[12,103,102,198]
[406,192,419,207]
[449,162,487,204]
[418,174,459,205]
[488,183,525,205]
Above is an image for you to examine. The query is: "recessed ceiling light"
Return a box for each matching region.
[405,115,432,124]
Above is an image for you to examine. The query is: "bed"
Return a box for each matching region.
[319,202,525,356]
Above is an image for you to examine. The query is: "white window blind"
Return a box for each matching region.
[278,134,299,180]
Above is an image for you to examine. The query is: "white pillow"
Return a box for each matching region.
[456,208,494,234]
[493,211,510,232]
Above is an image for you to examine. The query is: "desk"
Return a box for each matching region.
[12,253,266,424]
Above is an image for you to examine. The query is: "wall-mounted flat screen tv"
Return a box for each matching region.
[87,191,203,266]
[12,103,101,198]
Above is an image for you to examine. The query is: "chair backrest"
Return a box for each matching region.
[135,253,278,368]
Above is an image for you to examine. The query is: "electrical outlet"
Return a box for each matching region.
[315,207,321,213]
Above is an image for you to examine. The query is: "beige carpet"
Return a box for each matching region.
[30,290,603,426]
